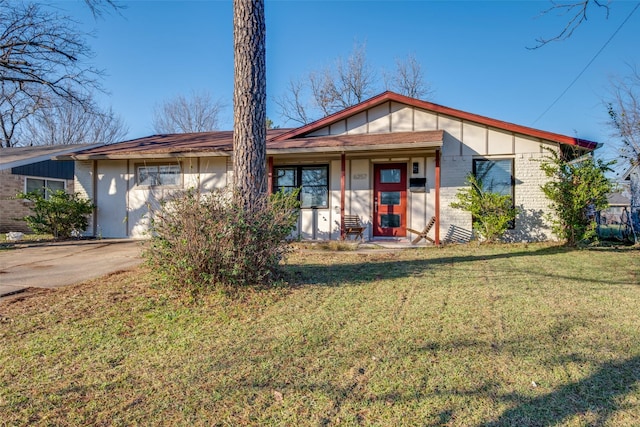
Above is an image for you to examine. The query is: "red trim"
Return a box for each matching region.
[271,91,598,150]
[435,150,441,245]
[340,154,345,240]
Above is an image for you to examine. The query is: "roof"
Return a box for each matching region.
[0,144,102,170]
[57,91,599,160]
[272,91,599,150]
[266,130,443,154]
[607,192,630,207]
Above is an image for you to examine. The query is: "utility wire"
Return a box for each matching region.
[532,1,640,126]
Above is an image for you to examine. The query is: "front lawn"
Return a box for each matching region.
[1,243,638,426]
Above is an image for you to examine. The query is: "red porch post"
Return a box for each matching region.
[340,153,346,240]
[435,149,441,245]
[267,156,273,195]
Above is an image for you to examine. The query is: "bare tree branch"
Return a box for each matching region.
[273,77,310,125]
[530,0,610,49]
[0,1,103,105]
[152,90,226,134]
[384,53,434,99]
[19,98,128,146]
[608,64,640,166]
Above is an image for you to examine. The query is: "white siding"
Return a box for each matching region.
[488,129,513,155]
[413,109,438,131]
[462,122,486,156]
[390,103,413,132]
[368,103,390,133]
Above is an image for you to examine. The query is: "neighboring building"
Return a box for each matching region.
[0,144,100,233]
[58,92,598,242]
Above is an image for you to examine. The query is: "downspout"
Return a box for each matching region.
[340,153,346,240]
[435,149,441,245]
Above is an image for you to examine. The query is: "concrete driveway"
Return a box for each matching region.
[0,239,144,298]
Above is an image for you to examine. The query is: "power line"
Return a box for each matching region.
[532,1,640,126]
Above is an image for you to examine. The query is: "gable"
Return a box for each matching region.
[273,91,598,151]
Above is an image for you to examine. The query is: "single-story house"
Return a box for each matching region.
[57,91,598,243]
[0,144,100,233]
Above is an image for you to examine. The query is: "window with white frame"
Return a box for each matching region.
[25,177,65,199]
[136,164,181,187]
[273,165,329,208]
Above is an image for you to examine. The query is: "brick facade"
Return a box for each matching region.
[0,169,75,233]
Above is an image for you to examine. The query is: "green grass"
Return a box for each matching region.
[1,242,639,426]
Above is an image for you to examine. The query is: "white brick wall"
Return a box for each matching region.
[505,152,556,242]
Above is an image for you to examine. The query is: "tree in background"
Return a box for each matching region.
[539,147,614,246]
[152,90,225,134]
[0,0,124,147]
[383,53,433,99]
[275,43,433,125]
[22,101,128,146]
[608,66,640,241]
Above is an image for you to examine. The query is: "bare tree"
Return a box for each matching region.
[276,42,430,125]
[0,1,102,107]
[152,91,225,134]
[530,0,611,48]
[0,82,47,147]
[233,0,267,211]
[333,42,376,109]
[384,54,434,99]
[0,0,113,147]
[608,67,640,164]
[608,66,640,238]
[21,100,128,146]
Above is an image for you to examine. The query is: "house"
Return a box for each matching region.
[0,144,100,233]
[57,92,598,242]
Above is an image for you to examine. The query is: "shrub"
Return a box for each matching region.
[18,190,94,239]
[450,174,518,243]
[539,147,614,246]
[145,188,300,292]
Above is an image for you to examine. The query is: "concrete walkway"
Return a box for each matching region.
[0,239,144,298]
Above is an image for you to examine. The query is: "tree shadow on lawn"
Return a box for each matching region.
[285,244,637,288]
[482,355,640,426]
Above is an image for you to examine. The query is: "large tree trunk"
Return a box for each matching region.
[233,0,266,211]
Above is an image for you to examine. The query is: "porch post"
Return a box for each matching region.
[267,156,273,195]
[435,149,441,245]
[340,153,346,240]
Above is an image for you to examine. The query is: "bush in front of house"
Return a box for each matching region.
[145,188,300,292]
[450,174,518,243]
[18,190,95,239]
[539,147,614,246]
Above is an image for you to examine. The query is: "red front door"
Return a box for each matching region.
[373,163,407,237]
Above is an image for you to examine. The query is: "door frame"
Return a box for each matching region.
[373,163,407,237]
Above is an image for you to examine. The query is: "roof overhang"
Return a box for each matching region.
[267,130,443,155]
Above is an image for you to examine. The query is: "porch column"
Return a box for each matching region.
[340,153,346,240]
[267,156,273,195]
[435,149,441,245]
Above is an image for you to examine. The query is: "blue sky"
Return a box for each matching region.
[56,0,640,168]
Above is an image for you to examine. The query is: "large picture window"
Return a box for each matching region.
[25,178,65,199]
[273,165,329,208]
[136,164,181,187]
[473,158,515,227]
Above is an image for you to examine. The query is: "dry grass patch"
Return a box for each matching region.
[1,243,639,426]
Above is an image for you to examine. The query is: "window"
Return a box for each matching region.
[137,164,181,186]
[25,178,65,199]
[473,158,515,227]
[273,165,328,208]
